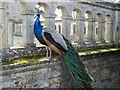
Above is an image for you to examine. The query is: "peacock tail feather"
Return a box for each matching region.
[62,36,94,89]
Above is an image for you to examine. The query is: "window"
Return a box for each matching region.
[58,25,61,33]
[73,24,76,34]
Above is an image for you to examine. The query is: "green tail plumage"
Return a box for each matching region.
[62,36,94,89]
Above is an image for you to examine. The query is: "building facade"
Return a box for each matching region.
[0,1,120,50]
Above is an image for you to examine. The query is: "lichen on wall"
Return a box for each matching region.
[0,50,120,88]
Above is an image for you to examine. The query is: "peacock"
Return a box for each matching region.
[34,10,93,89]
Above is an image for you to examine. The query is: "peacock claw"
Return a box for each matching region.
[45,57,51,59]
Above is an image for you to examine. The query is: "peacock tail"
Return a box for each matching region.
[62,36,94,89]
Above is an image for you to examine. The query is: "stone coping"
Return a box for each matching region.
[1,48,120,66]
[1,59,60,75]
[1,48,119,65]
[79,48,120,56]
[0,49,119,79]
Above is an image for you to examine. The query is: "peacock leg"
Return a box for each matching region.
[45,47,52,59]
[49,48,52,59]
[45,46,49,58]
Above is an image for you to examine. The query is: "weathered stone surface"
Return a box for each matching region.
[82,50,120,88]
[0,1,120,89]
[1,47,47,63]
[0,50,120,88]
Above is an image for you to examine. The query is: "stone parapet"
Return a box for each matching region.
[0,50,120,88]
[1,46,47,63]
[1,59,62,88]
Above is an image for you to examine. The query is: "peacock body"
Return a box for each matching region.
[34,11,93,89]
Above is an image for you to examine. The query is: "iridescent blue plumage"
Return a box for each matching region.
[34,14,47,45]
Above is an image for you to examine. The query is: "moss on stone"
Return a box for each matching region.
[79,48,120,55]
[2,44,120,65]
[2,53,60,65]
[79,44,120,52]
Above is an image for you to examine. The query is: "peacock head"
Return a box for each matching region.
[34,11,44,17]
[34,10,44,22]
[37,11,44,15]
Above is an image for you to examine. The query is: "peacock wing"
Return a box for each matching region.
[42,26,68,52]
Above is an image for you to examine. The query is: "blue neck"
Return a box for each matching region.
[34,15,43,35]
[34,15,41,26]
[34,15,47,45]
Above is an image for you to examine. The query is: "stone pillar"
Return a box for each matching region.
[0,23,4,50]
[75,18,81,43]
[113,10,119,45]
[118,11,120,44]
[8,19,15,47]
[97,21,102,43]
[44,13,56,29]
[118,16,120,44]
[75,18,85,44]
[86,18,92,43]
[22,10,35,47]
[80,18,85,44]
[105,21,111,43]
[0,2,8,50]
[62,15,72,41]
[110,21,113,42]
[87,18,96,45]
[91,18,96,45]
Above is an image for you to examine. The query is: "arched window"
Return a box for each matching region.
[105,14,112,42]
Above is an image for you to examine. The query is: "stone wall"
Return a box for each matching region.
[1,59,62,88]
[2,46,47,63]
[82,50,120,88]
[0,50,120,88]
